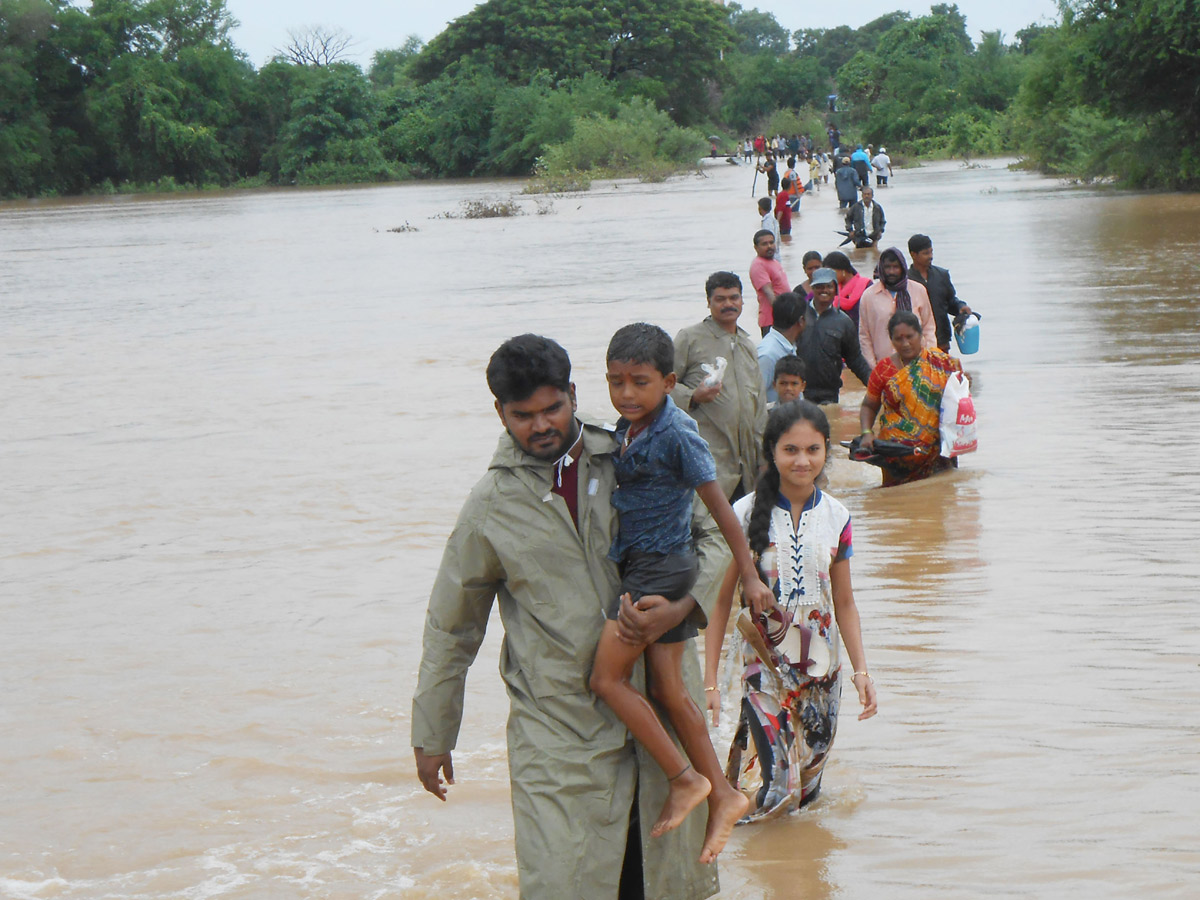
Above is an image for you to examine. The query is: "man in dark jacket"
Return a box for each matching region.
[907,233,974,351]
[797,268,874,404]
[844,187,885,248]
[833,158,860,209]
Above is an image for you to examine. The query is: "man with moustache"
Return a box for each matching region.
[412,334,724,900]
[672,272,767,502]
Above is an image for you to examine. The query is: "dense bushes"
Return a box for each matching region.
[1,0,1195,196]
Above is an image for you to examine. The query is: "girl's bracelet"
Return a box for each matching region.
[851,670,873,682]
[704,686,718,693]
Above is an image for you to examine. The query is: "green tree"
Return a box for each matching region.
[726,2,789,55]
[0,0,97,195]
[1014,0,1200,187]
[410,0,732,123]
[275,62,392,182]
[368,35,423,89]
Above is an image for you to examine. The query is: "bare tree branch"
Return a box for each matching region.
[276,25,356,66]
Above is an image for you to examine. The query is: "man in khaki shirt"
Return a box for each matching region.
[671,272,768,501]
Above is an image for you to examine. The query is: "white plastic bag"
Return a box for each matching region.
[701,356,727,388]
[939,372,977,458]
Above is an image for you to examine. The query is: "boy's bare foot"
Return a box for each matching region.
[650,766,711,838]
[699,789,751,863]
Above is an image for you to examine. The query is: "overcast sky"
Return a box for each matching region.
[227,1,1062,69]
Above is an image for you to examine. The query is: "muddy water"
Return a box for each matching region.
[3,160,1198,899]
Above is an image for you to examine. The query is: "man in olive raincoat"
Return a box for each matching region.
[672,272,768,502]
[412,334,725,900]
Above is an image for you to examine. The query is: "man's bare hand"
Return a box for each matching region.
[616,592,694,646]
[690,381,722,406]
[414,747,454,801]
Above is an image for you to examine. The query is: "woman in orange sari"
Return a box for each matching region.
[858,310,962,486]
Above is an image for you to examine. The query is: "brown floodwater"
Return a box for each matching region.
[3,160,1198,899]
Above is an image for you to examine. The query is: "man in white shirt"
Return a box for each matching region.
[843,186,885,249]
[871,147,892,186]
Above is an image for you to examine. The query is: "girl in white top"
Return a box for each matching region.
[705,400,877,818]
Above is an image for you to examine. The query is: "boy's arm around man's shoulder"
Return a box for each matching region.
[411,485,504,757]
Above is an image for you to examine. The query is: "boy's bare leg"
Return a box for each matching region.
[645,641,750,863]
[589,621,711,826]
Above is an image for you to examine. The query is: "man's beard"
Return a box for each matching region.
[513,419,578,461]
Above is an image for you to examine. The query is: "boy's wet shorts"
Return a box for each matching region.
[606,549,700,644]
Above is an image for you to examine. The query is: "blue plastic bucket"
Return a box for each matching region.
[954,315,980,354]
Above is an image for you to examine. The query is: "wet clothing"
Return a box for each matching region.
[851,149,871,184]
[749,256,790,331]
[833,272,873,331]
[857,251,936,369]
[412,420,724,900]
[672,318,768,499]
[725,489,853,818]
[610,397,716,562]
[757,327,798,403]
[834,165,861,207]
[846,200,885,247]
[613,550,700,644]
[909,264,968,351]
[865,348,962,485]
[798,304,873,404]
[774,190,792,235]
[857,279,937,369]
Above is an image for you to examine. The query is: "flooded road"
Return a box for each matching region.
[2,160,1198,898]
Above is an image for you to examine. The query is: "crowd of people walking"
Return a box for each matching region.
[411,130,977,900]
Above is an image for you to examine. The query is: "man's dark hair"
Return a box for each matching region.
[771,292,806,331]
[606,323,675,377]
[486,334,572,404]
[773,354,806,382]
[753,229,774,245]
[822,250,856,274]
[758,197,771,213]
[908,233,933,255]
[705,271,743,298]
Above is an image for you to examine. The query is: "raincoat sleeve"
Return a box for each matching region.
[752,356,768,471]
[687,499,728,629]
[671,327,700,411]
[410,493,503,756]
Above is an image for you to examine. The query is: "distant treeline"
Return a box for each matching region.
[1,0,1195,198]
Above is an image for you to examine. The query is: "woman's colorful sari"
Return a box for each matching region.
[867,347,962,486]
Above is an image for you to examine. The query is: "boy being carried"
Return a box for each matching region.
[589,323,773,864]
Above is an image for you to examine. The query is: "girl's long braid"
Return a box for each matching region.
[746,466,780,562]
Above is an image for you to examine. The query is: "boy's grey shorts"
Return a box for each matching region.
[608,549,700,644]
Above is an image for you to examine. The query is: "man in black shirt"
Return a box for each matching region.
[907,234,974,351]
[797,268,874,404]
